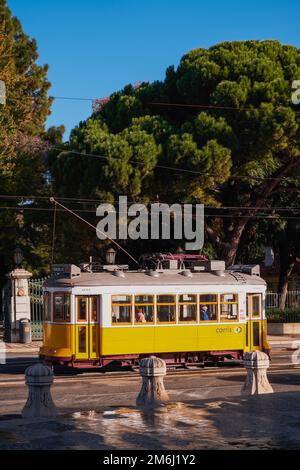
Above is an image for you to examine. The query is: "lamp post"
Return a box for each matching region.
[12,247,23,337]
[105,247,116,265]
[13,247,23,268]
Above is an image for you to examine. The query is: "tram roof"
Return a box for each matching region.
[44,270,266,288]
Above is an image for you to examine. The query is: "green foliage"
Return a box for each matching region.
[0,0,53,275]
[266,308,300,323]
[47,39,300,266]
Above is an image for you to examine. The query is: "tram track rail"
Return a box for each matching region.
[0,362,299,387]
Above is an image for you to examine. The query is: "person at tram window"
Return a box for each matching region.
[200,305,210,321]
[112,310,117,323]
[136,308,146,323]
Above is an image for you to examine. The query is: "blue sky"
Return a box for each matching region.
[7,0,300,138]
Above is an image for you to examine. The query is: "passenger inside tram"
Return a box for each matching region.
[200,305,210,321]
[136,308,146,323]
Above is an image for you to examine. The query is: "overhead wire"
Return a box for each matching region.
[0,195,299,213]
[0,205,299,220]
[50,146,300,182]
[49,198,140,266]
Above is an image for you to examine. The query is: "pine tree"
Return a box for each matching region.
[0,0,53,285]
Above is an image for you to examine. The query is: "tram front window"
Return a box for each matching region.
[77,297,88,322]
[91,296,98,322]
[252,295,261,317]
[53,294,70,322]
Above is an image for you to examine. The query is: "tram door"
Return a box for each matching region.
[246,294,262,351]
[75,296,99,360]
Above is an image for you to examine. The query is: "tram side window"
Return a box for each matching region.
[220,294,238,321]
[157,295,176,323]
[179,294,197,322]
[199,294,218,321]
[53,294,70,322]
[44,292,51,321]
[134,295,154,323]
[111,295,132,324]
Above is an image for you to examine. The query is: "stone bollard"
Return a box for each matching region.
[22,363,58,418]
[136,356,169,408]
[241,350,274,395]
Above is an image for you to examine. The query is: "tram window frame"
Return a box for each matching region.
[111,295,132,325]
[134,295,154,324]
[178,294,197,323]
[53,293,71,323]
[156,294,176,324]
[199,294,218,322]
[76,296,88,323]
[219,293,239,322]
[44,292,51,322]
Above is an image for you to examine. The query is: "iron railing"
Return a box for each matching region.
[29,277,48,340]
[266,291,300,311]
[266,309,300,323]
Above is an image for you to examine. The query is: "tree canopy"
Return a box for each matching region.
[49,40,300,271]
[0,0,53,276]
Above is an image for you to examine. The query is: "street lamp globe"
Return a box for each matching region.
[13,247,23,267]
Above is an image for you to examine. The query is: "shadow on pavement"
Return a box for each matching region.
[0,391,300,449]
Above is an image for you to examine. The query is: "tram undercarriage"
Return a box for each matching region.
[41,349,244,370]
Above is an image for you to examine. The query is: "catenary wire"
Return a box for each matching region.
[0,195,299,212]
[50,147,300,182]
[49,198,140,265]
[0,205,300,219]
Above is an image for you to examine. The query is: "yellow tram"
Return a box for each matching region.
[39,257,270,368]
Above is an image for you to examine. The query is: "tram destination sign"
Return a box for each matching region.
[52,264,81,278]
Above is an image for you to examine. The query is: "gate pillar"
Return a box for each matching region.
[6,268,32,342]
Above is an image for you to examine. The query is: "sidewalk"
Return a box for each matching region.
[268,335,300,348]
[2,341,42,353]
[1,336,300,354]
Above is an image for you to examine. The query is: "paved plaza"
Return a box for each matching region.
[0,392,300,450]
[0,346,299,450]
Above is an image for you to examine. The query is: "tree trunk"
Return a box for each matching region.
[221,218,249,267]
[278,220,299,310]
[278,261,295,310]
[205,157,300,267]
